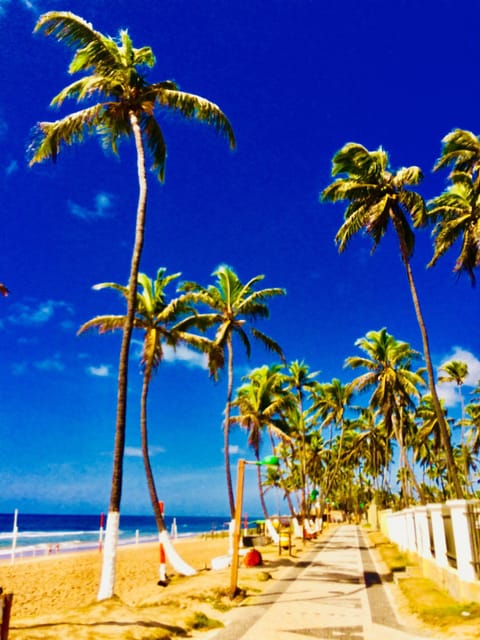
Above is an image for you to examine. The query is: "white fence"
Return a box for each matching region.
[378,500,480,601]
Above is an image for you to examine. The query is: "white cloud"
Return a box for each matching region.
[87,364,111,377]
[125,445,165,458]
[163,344,208,369]
[228,444,241,455]
[8,299,74,326]
[68,192,114,221]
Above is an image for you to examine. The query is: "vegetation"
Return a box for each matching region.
[28,9,480,600]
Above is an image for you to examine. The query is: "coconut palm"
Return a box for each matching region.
[321,143,463,498]
[427,170,480,284]
[311,378,354,498]
[78,269,220,575]
[180,265,285,517]
[345,328,427,505]
[232,364,292,518]
[29,12,234,599]
[284,361,320,522]
[438,359,471,491]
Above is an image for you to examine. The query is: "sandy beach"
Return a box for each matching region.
[0,533,297,639]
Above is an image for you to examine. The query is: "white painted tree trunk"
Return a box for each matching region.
[159,529,196,576]
[97,511,120,600]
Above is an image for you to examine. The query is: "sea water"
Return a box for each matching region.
[0,512,231,559]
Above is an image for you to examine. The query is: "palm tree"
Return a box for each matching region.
[284,361,320,523]
[321,143,464,498]
[78,269,220,576]
[232,364,292,518]
[29,12,234,599]
[439,360,471,488]
[180,265,285,517]
[428,170,480,284]
[311,378,354,499]
[345,328,427,505]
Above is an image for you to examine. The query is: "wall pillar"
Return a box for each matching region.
[427,503,448,567]
[447,499,476,582]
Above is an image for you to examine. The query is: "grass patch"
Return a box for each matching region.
[398,576,480,629]
[367,531,408,572]
[185,611,224,631]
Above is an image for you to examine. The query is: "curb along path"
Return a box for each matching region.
[211,524,435,640]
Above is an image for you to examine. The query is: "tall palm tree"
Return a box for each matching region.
[321,143,464,498]
[438,359,473,492]
[78,269,220,575]
[232,364,292,518]
[311,378,354,498]
[29,12,234,599]
[345,328,427,505]
[284,361,320,522]
[180,265,285,517]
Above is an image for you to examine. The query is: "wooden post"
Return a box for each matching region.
[0,593,13,640]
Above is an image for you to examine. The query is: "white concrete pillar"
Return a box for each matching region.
[414,506,431,558]
[447,499,477,582]
[427,503,448,568]
[404,508,417,553]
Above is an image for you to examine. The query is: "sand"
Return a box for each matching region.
[0,533,294,639]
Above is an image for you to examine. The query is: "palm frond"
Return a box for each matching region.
[35,12,119,73]
[140,113,167,181]
[153,88,235,149]
[77,314,127,335]
[28,103,105,164]
[250,328,285,361]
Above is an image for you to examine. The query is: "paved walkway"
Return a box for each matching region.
[210,524,438,640]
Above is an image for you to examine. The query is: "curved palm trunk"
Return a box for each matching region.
[140,367,167,534]
[140,367,196,577]
[392,411,425,506]
[224,337,235,518]
[323,419,346,498]
[402,258,464,499]
[98,112,147,601]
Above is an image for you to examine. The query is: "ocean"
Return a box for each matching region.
[0,512,231,560]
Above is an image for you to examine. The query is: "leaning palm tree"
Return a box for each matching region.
[180,265,285,517]
[321,143,464,498]
[345,328,427,505]
[78,269,221,577]
[29,12,234,599]
[232,364,292,518]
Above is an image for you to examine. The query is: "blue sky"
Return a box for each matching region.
[0,0,479,518]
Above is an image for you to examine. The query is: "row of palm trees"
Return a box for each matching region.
[229,331,479,522]
[321,132,480,499]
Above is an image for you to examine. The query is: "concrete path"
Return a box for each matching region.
[210,524,438,640]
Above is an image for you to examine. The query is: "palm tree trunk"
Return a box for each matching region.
[97,111,147,601]
[140,368,196,577]
[140,368,166,533]
[224,337,235,518]
[402,258,464,499]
